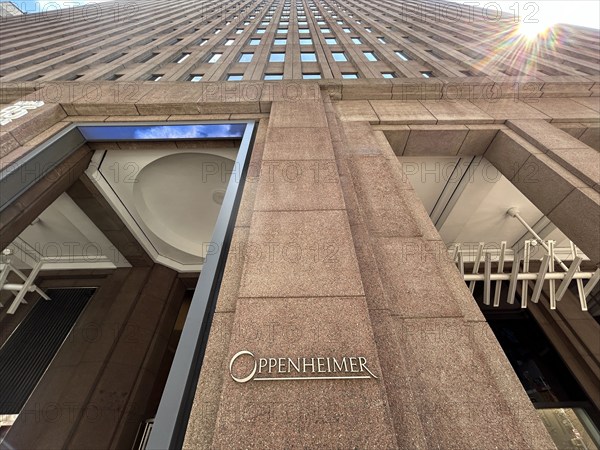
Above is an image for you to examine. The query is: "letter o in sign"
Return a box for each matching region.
[229,350,257,383]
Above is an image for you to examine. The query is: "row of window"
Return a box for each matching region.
[207,50,394,64]
[145,71,434,82]
[214,36,400,47]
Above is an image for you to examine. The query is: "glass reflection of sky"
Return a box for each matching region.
[79,124,246,141]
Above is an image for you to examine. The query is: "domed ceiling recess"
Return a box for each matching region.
[87,145,239,271]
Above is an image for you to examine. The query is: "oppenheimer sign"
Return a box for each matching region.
[229,350,379,383]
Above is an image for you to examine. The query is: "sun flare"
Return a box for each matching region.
[519,20,554,39]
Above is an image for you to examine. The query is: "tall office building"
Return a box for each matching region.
[0,0,599,449]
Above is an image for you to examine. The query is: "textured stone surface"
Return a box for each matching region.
[579,126,600,151]
[548,188,600,264]
[390,317,556,449]
[210,296,398,449]
[512,153,587,214]
[472,98,551,122]
[373,237,464,318]
[458,125,502,155]
[404,125,469,156]
[3,103,67,145]
[527,98,598,122]
[507,119,590,152]
[370,100,437,124]
[262,127,335,160]
[254,160,345,211]
[547,147,600,188]
[269,100,327,128]
[339,121,387,156]
[333,100,378,122]
[484,130,541,181]
[183,312,235,450]
[348,156,423,237]
[239,211,364,298]
[420,100,494,124]
[382,126,411,155]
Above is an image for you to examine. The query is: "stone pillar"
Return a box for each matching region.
[328,101,556,448]
[185,88,398,448]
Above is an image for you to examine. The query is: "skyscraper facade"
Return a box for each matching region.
[0,1,599,449]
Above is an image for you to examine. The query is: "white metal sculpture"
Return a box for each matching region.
[0,248,50,314]
[451,208,599,311]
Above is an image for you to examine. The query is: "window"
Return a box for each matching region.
[342,73,358,79]
[208,53,222,63]
[342,28,351,33]
[269,52,285,62]
[257,28,266,34]
[377,37,386,44]
[264,73,283,80]
[249,38,261,45]
[351,37,361,44]
[277,28,288,34]
[198,39,208,46]
[365,27,372,33]
[317,20,325,25]
[224,39,235,46]
[298,21,307,26]
[274,38,287,45]
[325,38,337,45]
[395,50,409,61]
[280,21,289,26]
[363,51,378,61]
[261,21,269,26]
[301,52,317,62]
[421,71,434,78]
[227,74,244,81]
[299,38,313,45]
[381,72,396,78]
[239,53,253,62]
[320,28,331,33]
[149,74,163,81]
[175,53,191,63]
[332,52,347,62]
[302,73,322,79]
[188,74,203,82]
[299,28,310,34]
[214,28,222,34]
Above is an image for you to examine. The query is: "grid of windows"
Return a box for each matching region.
[3,0,559,84]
